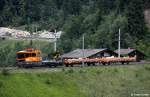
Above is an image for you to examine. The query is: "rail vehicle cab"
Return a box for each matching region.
[16,48,42,67]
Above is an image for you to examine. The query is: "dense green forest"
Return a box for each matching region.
[0,0,150,66]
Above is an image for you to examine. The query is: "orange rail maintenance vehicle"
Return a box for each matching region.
[16,48,63,68]
[16,48,42,68]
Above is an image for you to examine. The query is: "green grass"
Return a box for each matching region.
[0,64,150,97]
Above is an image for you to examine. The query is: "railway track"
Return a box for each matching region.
[0,61,149,73]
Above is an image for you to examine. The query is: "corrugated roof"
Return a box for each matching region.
[62,49,107,58]
[114,49,135,55]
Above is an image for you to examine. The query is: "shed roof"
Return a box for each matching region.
[62,48,108,58]
[114,49,135,55]
[114,49,146,56]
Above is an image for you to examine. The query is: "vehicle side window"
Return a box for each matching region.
[17,54,24,58]
[25,53,30,57]
[31,53,36,57]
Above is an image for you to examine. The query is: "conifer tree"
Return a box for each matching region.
[126,0,146,40]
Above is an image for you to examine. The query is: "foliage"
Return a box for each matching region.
[1,69,10,76]
[0,64,150,97]
[126,0,146,40]
[0,0,150,66]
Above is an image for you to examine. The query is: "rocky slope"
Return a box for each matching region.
[0,27,62,40]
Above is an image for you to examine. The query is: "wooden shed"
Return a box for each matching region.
[62,48,118,59]
[114,48,146,61]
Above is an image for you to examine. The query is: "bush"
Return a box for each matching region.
[96,70,102,74]
[2,69,10,76]
[113,68,119,73]
[120,83,125,87]
[79,70,86,74]
[36,74,41,77]
[145,66,150,71]
[135,73,139,78]
[45,79,51,85]
[67,68,74,73]
[61,67,65,72]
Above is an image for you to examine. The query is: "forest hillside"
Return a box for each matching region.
[0,0,150,66]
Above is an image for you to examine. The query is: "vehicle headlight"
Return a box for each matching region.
[25,58,31,62]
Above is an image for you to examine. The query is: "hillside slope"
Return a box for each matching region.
[0,0,150,66]
[0,64,150,97]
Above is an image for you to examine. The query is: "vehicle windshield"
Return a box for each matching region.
[17,53,36,58]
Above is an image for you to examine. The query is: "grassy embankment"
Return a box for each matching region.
[0,64,150,97]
